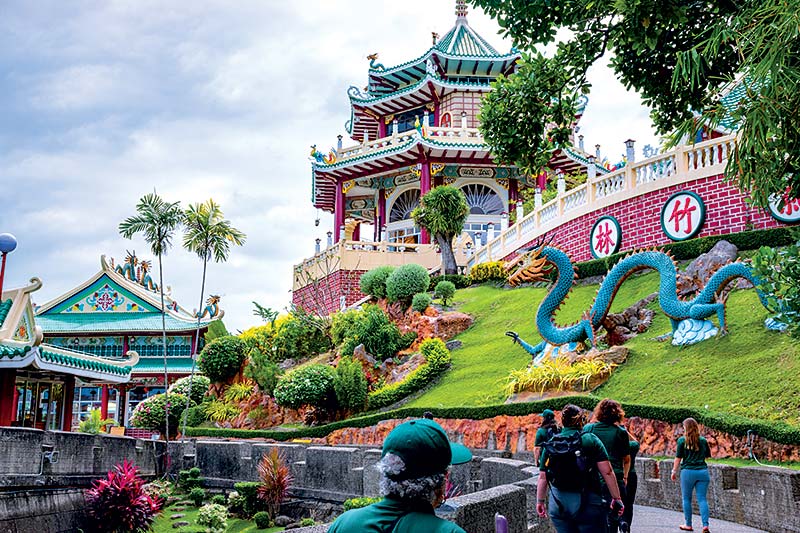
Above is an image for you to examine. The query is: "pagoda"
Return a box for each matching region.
[295,0,604,314]
[34,252,222,430]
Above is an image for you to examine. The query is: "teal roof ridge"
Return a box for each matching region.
[350,73,492,106]
[0,299,12,329]
[39,344,133,376]
[435,18,499,56]
[36,312,211,334]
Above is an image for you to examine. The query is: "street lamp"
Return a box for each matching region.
[0,233,18,296]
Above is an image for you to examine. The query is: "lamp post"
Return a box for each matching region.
[0,233,18,297]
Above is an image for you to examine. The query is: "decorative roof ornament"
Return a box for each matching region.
[432,32,439,45]
[456,0,468,19]
[367,53,386,72]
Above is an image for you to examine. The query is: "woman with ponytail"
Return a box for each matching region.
[671,417,711,532]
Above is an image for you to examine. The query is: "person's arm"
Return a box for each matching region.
[671,457,681,481]
[597,460,624,516]
[534,446,542,466]
[622,454,632,483]
[536,470,549,518]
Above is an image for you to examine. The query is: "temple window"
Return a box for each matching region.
[460,183,504,215]
[392,105,433,134]
[389,189,420,222]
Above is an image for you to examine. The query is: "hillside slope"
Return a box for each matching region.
[407,273,800,426]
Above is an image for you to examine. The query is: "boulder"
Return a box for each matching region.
[600,292,657,345]
[446,340,463,351]
[352,344,378,367]
[275,516,294,527]
[678,240,740,296]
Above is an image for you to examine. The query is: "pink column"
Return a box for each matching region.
[352,223,360,241]
[334,179,345,243]
[0,369,17,427]
[378,188,387,241]
[420,162,431,244]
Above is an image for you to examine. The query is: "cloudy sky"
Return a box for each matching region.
[0,1,658,331]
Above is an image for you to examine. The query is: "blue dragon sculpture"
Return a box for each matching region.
[195,294,224,320]
[115,250,138,281]
[506,243,773,362]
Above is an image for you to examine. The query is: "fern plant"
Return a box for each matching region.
[505,357,615,395]
[224,381,255,403]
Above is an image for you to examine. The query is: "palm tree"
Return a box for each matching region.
[180,199,246,437]
[119,192,183,443]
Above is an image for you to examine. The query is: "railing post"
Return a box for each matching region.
[534,188,542,211]
[626,162,637,191]
[557,172,566,216]
[677,144,690,175]
[461,111,468,135]
[587,155,597,204]
[516,199,524,224]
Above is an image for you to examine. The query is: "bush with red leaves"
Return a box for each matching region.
[257,448,293,518]
[85,460,164,533]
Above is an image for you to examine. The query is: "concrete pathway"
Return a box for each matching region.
[634,505,764,532]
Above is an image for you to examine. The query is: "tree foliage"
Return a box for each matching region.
[471,0,800,205]
[412,186,469,274]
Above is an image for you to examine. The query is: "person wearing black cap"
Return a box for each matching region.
[328,418,472,533]
[534,409,560,467]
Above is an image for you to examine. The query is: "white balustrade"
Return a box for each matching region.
[594,171,626,199]
[635,153,676,184]
[540,202,559,224]
[562,187,587,212]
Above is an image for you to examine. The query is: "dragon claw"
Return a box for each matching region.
[505,331,520,344]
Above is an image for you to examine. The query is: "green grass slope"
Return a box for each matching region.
[408,273,800,426]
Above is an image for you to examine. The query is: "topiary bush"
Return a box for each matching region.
[434,280,456,307]
[168,375,210,405]
[211,494,226,506]
[129,392,187,437]
[359,265,395,299]
[334,357,368,413]
[197,502,228,533]
[233,482,263,518]
[189,487,206,507]
[198,336,247,382]
[411,292,433,313]
[273,364,337,410]
[253,511,272,529]
[470,261,508,283]
[337,305,416,361]
[386,264,430,304]
[419,338,452,370]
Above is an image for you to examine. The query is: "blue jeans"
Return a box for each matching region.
[548,489,606,533]
[680,468,710,527]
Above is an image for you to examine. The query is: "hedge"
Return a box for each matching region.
[574,227,795,279]
[185,395,800,446]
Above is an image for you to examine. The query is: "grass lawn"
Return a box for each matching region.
[407,273,800,426]
[152,502,284,533]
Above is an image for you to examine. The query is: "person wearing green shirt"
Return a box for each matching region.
[584,398,631,532]
[671,417,712,533]
[622,435,639,529]
[534,409,560,467]
[328,418,472,533]
[536,404,624,533]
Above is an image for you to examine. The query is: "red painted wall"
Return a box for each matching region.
[292,269,366,314]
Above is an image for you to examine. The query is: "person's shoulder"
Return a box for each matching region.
[328,506,370,530]
[402,512,466,533]
[581,431,604,447]
[677,435,686,444]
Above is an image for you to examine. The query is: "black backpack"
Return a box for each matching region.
[542,431,594,492]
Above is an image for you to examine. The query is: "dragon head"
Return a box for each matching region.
[206,294,221,306]
[139,260,151,273]
[125,250,138,266]
[506,235,555,286]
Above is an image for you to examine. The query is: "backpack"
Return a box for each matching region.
[542,431,594,493]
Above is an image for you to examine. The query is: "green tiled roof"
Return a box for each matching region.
[39,344,132,376]
[716,78,765,132]
[0,299,12,329]
[0,343,32,357]
[436,20,499,56]
[36,313,208,334]
[133,357,195,373]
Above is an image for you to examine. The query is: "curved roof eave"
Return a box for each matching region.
[368,48,519,80]
[350,74,491,108]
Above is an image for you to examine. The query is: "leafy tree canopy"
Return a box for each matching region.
[472,0,800,206]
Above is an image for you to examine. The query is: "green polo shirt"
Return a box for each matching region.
[629,440,639,474]
[539,427,609,494]
[676,436,711,470]
[584,422,631,477]
[328,496,467,533]
[535,426,557,447]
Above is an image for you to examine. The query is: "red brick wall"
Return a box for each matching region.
[292,269,366,315]
[440,91,484,128]
[505,173,783,263]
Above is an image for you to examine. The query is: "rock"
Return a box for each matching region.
[600,292,657,345]
[172,522,190,528]
[445,340,462,351]
[385,353,425,385]
[352,344,378,366]
[274,515,293,527]
[170,513,185,519]
[581,345,629,365]
[678,240,739,296]
[431,312,473,341]
[279,358,296,370]
[172,506,186,511]
[285,523,300,530]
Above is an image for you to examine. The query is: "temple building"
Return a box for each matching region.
[294,0,605,314]
[0,278,136,431]
[34,252,222,430]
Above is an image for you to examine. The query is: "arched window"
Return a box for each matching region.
[440,112,452,128]
[460,184,504,215]
[389,189,420,222]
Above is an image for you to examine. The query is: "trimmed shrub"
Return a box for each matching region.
[272,307,331,361]
[178,467,204,491]
[254,511,272,529]
[343,496,382,511]
[419,338,451,370]
[274,364,337,410]
[181,404,208,428]
[434,281,456,306]
[129,392,187,437]
[359,266,395,299]
[368,340,451,410]
[233,481,263,518]
[411,292,433,313]
[211,494,226,505]
[429,274,471,291]
[386,264,430,303]
[337,305,416,361]
[189,487,206,507]
[197,503,228,533]
[470,261,508,283]
[85,460,163,533]
[168,375,210,405]
[198,336,247,383]
[334,357,368,412]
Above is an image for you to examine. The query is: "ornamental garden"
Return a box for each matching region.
[2,1,800,533]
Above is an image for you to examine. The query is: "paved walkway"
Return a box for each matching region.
[634,505,764,532]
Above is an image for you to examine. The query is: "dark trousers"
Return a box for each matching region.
[548,489,606,533]
[601,476,627,532]
[622,472,637,528]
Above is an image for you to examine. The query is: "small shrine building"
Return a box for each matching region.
[294,1,605,314]
[34,252,222,430]
[0,278,136,431]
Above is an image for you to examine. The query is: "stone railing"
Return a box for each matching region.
[335,125,484,163]
[293,238,475,290]
[470,134,736,266]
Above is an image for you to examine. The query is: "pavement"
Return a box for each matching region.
[633,505,765,532]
